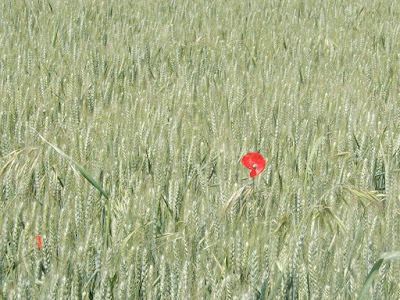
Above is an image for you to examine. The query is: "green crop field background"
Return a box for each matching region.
[1,0,400,299]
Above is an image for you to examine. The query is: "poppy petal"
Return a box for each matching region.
[34,235,42,249]
[256,160,266,175]
[241,154,254,170]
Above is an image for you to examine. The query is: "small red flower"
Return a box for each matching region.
[241,152,266,178]
[34,235,42,250]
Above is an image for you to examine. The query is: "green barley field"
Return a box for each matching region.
[2,0,400,299]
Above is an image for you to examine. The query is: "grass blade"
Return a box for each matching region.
[358,251,400,299]
[35,131,109,200]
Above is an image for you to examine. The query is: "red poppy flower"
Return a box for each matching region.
[34,235,42,250]
[241,152,266,178]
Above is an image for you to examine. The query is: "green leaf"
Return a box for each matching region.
[358,251,400,299]
[306,134,325,174]
[36,131,109,200]
[52,19,60,47]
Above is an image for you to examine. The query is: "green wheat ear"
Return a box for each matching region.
[34,129,109,200]
[358,251,400,299]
